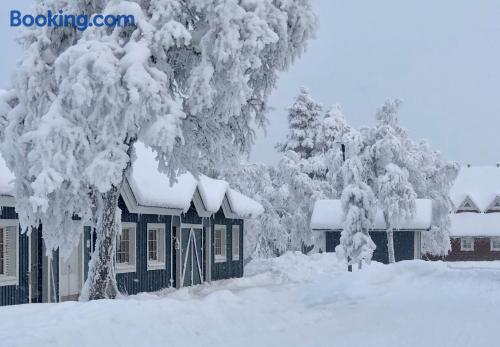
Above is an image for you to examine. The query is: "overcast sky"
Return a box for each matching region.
[2,1,500,166]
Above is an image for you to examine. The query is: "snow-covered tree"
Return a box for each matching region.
[277,88,323,159]
[0,0,317,299]
[336,128,376,268]
[224,163,290,259]
[376,164,416,263]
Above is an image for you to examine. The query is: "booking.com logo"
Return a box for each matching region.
[10,10,135,31]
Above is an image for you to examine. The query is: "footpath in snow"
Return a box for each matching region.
[1,252,499,347]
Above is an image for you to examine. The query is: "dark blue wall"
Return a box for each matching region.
[325,230,415,264]
[0,207,29,306]
[211,210,244,281]
[112,198,175,295]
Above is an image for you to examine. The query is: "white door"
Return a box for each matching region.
[59,239,83,301]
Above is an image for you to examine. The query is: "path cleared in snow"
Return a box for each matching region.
[1,252,499,347]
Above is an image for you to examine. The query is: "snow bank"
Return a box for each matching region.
[227,189,264,218]
[311,199,433,230]
[451,165,500,212]
[450,212,500,237]
[129,142,198,210]
[0,153,14,196]
[2,252,500,347]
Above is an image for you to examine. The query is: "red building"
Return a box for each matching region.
[445,165,500,261]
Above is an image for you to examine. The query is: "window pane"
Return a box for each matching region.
[117,228,130,264]
[148,229,158,261]
[493,238,500,249]
[232,227,239,258]
[215,230,222,256]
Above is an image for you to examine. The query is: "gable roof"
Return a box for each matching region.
[450,166,500,212]
[310,199,433,231]
[0,143,263,219]
[455,195,480,213]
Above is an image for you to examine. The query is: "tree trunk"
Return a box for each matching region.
[358,261,362,270]
[80,184,122,300]
[384,212,396,264]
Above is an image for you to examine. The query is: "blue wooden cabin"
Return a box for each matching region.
[310,199,433,263]
[0,144,263,306]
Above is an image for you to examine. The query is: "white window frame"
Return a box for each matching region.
[232,225,240,261]
[214,225,227,263]
[147,223,166,270]
[116,222,136,273]
[491,237,500,251]
[460,237,474,251]
[0,220,19,287]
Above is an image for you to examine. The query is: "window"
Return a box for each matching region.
[460,238,474,251]
[0,223,19,286]
[491,238,500,251]
[214,225,226,262]
[232,225,240,261]
[116,223,136,273]
[147,224,166,270]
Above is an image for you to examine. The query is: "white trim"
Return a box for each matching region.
[214,225,227,263]
[121,179,183,216]
[146,223,166,271]
[0,220,19,287]
[116,222,137,274]
[460,237,474,251]
[232,225,240,261]
[490,237,500,251]
[413,231,421,259]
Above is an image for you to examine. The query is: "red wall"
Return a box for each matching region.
[443,237,500,261]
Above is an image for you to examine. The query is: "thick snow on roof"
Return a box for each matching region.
[130,142,261,218]
[311,199,433,231]
[450,213,500,237]
[227,189,264,219]
[450,166,500,212]
[0,153,14,196]
[129,143,198,211]
[198,175,229,213]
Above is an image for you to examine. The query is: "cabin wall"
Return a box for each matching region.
[211,210,244,281]
[113,198,175,295]
[0,207,29,306]
[443,237,500,261]
[325,230,417,264]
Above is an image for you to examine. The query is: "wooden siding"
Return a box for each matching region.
[441,237,500,261]
[114,198,175,295]
[0,207,29,306]
[210,210,244,280]
[325,230,416,264]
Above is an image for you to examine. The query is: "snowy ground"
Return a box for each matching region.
[1,253,499,347]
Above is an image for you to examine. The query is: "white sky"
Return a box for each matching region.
[1,1,500,166]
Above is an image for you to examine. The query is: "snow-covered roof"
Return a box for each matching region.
[128,142,262,219]
[227,189,265,219]
[198,175,229,213]
[450,212,500,237]
[311,199,433,231]
[450,166,500,212]
[0,153,14,196]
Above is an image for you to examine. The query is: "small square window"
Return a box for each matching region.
[460,238,474,251]
[491,238,500,251]
[214,225,226,262]
[116,224,136,273]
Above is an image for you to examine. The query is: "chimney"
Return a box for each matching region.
[467,163,471,168]
[497,163,500,168]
